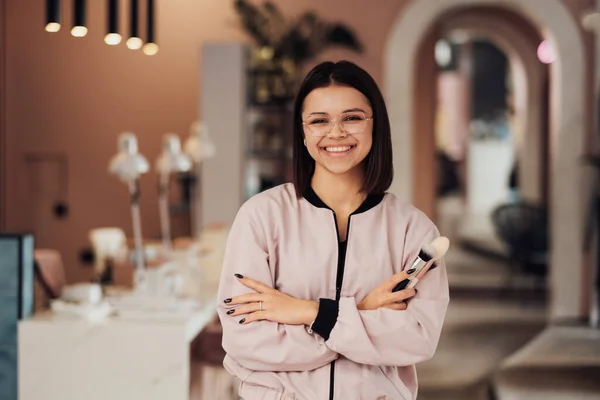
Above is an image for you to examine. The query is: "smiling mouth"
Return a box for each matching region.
[321,145,356,154]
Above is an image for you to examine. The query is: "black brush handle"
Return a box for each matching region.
[392,278,410,292]
[391,262,438,292]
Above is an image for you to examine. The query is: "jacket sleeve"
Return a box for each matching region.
[311,222,449,367]
[217,199,338,372]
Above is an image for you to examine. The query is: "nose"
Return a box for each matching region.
[327,120,347,139]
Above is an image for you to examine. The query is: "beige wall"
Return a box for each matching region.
[1,0,594,283]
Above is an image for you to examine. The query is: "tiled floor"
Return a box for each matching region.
[417,297,546,400]
[415,196,547,400]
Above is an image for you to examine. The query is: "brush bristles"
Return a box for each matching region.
[419,245,434,262]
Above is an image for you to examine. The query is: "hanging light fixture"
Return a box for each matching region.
[71,0,87,37]
[45,0,61,32]
[142,0,158,55]
[105,0,121,45]
[126,0,143,50]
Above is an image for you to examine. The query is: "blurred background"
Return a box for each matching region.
[1,0,599,399]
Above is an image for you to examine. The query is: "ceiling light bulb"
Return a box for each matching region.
[71,26,88,37]
[143,43,159,56]
[127,37,143,50]
[105,33,122,45]
[45,22,61,32]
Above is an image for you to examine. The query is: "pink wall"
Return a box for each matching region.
[2,0,409,282]
[2,0,593,282]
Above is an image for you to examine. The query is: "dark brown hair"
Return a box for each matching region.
[292,60,394,197]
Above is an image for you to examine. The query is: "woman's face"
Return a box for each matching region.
[301,85,373,177]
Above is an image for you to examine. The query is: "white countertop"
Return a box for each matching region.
[19,227,229,400]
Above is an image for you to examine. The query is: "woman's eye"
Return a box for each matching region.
[344,115,363,122]
[310,119,329,125]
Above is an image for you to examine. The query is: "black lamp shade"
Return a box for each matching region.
[130,0,139,38]
[146,0,155,43]
[46,0,60,24]
[73,0,86,28]
[108,0,119,34]
[45,0,61,31]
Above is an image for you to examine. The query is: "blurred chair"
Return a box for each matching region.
[34,249,66,311]
[190,316,239,400]
[491,202,549,290]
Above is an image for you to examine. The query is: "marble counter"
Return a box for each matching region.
[18,227,229,400]
[19,297,217,400]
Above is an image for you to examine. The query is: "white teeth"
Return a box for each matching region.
[325,146,352,153]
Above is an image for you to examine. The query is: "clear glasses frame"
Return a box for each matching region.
[302,111,374,137]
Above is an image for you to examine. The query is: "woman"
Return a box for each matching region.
[217,61,449,400]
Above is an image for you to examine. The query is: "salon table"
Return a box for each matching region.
[18,227,229,400]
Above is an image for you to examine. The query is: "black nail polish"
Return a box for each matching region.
[407,268,416,274]
[227,309,235,315]
[234,273,243,279]
[224,298,232,304]
[239,318,245,324]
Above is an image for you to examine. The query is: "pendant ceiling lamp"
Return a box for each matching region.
[142,0,158,55]
[126,0,143,50]
[45,0,61,32]
[105,0,121,45]
[71,0,87,37]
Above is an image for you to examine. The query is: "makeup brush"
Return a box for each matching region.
[392,236,450,292]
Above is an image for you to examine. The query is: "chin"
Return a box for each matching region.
[320,162,362,176]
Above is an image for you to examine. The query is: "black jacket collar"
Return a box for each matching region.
[304,186,385,215]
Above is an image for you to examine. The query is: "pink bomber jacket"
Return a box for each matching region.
[217,183,449,400]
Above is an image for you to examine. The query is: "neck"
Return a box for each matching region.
[311,166,366,213]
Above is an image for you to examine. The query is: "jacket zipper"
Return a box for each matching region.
[329,211,352,400]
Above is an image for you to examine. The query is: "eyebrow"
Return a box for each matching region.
[308,107,366,116]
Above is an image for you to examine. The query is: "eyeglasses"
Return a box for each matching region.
[302,111,373,137]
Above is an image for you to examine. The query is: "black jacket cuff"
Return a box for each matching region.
[311,298,339,341]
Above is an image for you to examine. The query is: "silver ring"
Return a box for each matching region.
[259,301,263,311]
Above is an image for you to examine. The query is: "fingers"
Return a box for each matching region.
[385,287,416,304]
[383,269,415,291]
[235,274,275,294]
[239,311,268,325]
[224,293,263,306]
[225,302,261,317]
[383,302,407,311]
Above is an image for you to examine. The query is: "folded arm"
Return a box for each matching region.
[311,225,449,367]
[217,200,338,372]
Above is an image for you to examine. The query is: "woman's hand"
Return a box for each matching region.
[358,270,417,311]
[224,274,319,326]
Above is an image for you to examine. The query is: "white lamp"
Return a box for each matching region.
[155,134,192,254]
[184,121,216,163]
[184,121,216,238]
[89,227,127,282]
[108,132,149,288]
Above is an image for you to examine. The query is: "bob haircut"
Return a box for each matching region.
[292,60,394,198]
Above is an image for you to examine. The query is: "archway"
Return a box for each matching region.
[385,0,586,321]
[440,9,547,207]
